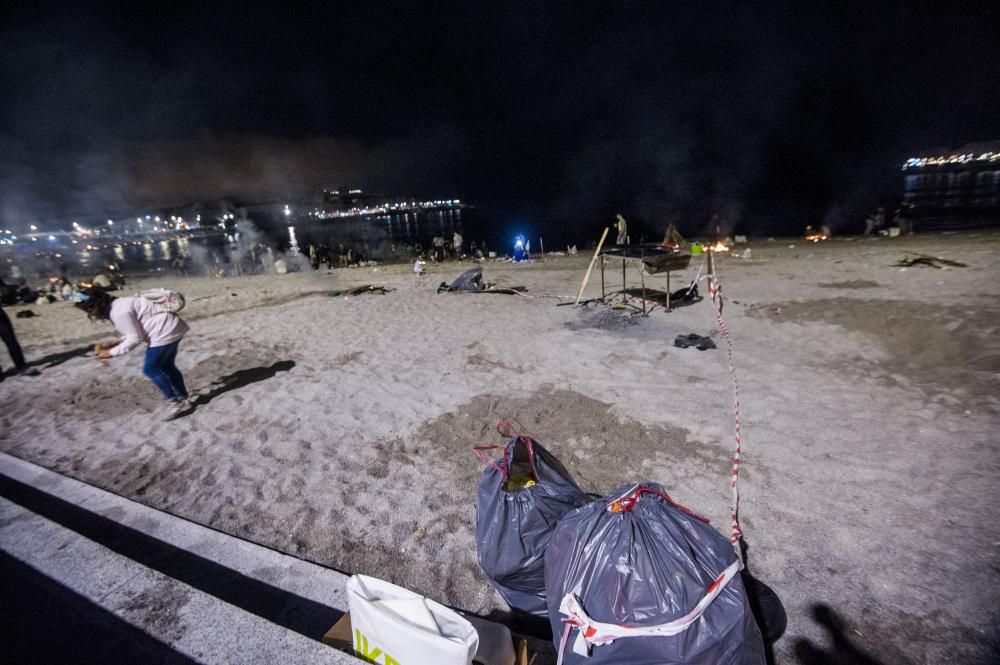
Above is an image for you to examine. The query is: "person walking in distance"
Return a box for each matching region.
[74,287,193,420]
[615,213,628,245]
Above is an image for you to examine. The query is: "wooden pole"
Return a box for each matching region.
[600,255,606,300]
[640,263,647,314]
[575,227,610,306]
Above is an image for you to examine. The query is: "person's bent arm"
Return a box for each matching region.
[108,309,144,356]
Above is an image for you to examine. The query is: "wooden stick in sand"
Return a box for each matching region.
[575,227,610,306]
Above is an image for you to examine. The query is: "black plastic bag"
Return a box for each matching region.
[544,483,766,664]
[474,426,589,616]
[439,267,488,293]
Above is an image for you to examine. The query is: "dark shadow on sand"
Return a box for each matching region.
[740,538,787,665]
[1,551,198,665]
[28,344,93,369]
[192,360,296,407]
[793,604,887,665]
[0,474,342,643]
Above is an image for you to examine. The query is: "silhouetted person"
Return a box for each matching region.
[0,288,40,380]
[615,213,628,245]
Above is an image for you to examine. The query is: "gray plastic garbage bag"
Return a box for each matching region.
[544,483,766,665]
[475,425,589,616]
[439,267,487,293]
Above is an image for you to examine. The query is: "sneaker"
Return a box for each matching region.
[161,398,194,421]
[16,367,41,377]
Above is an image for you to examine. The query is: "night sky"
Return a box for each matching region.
[2,1,999,237]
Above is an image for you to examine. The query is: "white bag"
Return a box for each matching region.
[347,575,479,665]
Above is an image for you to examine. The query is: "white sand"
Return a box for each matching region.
[2,231,998,663]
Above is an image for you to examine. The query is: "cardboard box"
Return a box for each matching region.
[513,637,533,665]
[322,612,354,652]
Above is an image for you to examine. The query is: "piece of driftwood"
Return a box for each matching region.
[327,284,395,296]
[575,227,610,306]
[479,286,528,295]
[894,253,967,269]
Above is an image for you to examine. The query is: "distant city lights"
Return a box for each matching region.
[0,196,466,252]
[903,151,1000,170]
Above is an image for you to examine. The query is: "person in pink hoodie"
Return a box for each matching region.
[75,287,193,420]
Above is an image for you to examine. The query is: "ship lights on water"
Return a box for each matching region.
[903,151,999,170]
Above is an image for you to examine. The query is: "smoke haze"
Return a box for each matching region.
[2,2,998,236]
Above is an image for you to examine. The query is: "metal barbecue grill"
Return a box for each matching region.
[598,244,693,312]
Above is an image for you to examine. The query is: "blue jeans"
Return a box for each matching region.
[143,341,188,401]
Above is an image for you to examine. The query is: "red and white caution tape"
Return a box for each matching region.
[709,269,744,559]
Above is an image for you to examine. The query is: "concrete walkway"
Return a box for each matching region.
[0,451,359,664]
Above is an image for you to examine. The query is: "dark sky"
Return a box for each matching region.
[2,1,999,236]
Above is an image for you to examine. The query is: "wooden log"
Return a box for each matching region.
[574,227,610,306]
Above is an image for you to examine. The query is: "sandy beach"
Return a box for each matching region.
[2,231,998,664]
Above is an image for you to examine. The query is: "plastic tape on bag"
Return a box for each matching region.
[557,558,742,659]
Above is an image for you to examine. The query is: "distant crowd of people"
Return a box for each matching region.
[0,262,125,306]
[425,231,489,262]
[864,203,916,236]
[171,242,279,278]
[307,230,488,271]
[307,243,372,270]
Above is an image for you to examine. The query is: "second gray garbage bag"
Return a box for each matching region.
[544,483,766,665]
[475,426,588,616]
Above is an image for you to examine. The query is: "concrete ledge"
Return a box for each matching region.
[0,451,358,664]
